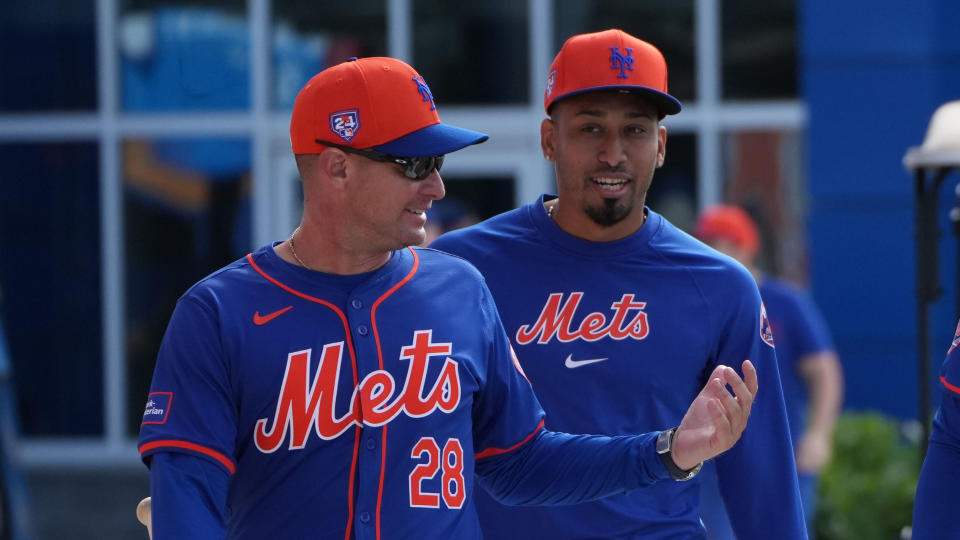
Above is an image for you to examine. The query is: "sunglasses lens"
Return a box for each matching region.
[408,156,444,180]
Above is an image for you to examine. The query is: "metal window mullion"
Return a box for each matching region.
[527,0,553,200]
[695,0,722,209]
[97,0,125,451]
[388,0,411,62]
[250,0,274,247]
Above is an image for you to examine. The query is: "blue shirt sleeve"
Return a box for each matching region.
[470,284,547,458]
[474,429,668,505]
[786,289,834,359]
[150,452,229,540]
[138,294,238,474]
[715,275,808,539]
[913,343,960,539]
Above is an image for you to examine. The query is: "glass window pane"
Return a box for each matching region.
[721,130,806,281]
[119,1,249,111]
[0,1,96,112]
[0,142,103,435]
[554,0,695,103]
[123,136,252,434]
[424,176,515,246]
[413,0,529,104]
[647,133,698,231]
[272,2,387,109]
[722,0,798,99]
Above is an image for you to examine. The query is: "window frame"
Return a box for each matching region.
[0,0,804,468]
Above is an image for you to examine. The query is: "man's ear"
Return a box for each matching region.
[541,118,556,162]
[318,147,349,186]
[656,125,667,168]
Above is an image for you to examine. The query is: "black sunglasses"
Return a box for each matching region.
[315,139,444,180]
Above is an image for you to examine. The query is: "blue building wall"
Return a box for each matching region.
[802,0,960,420]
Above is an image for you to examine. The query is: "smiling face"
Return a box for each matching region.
[542,90,666,241]
[343,154,446,253]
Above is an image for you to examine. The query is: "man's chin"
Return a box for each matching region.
[585,200,633,227]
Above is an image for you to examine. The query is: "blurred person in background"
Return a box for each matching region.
[423,197,480,246]
[694,204,844,538]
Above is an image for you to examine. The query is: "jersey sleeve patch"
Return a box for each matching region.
[948,318,960,356]
[760,302,775,348]
[141,392,173,425]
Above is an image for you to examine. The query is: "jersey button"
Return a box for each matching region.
[359,512,371,523]
[366,438,377,450]
[351,299,363,309]
[357,325,369,336]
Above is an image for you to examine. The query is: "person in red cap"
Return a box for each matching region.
[693,204,843,539]
[136,56,759,540]
[432,29,808,539]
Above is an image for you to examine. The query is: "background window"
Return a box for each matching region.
[553,0,695,103]
[648,134,698,232]
[721,0,797,99]
[119,1,250,112]
[0,0,97,112]
[0,142,103,435]
[413,0,530,104]
[272,2,388,109]
[123,136,251,434]
[424,176,515,246]
[721,130,806,281]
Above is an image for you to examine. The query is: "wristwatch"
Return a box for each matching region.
[656,428,703,481]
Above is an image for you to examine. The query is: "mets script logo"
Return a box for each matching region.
[545,69,557,99]
[760,302,775,348]
[413,76,436,110]
[254,330,461,453]
[609,47,634,79]
[329,109,360,142]
[515,292,649,345]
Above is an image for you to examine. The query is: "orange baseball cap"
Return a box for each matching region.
[290,57,488,157]
[544,29,681,118]
[693,205,760,258]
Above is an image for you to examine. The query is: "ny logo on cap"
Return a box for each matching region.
[609,47,634,79]
[329,109,360,143]
[413,76,436,111]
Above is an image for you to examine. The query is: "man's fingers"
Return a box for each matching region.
[714,374,743,423]
[741,359,759,396]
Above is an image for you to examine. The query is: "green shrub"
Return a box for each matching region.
[814,412,921,540]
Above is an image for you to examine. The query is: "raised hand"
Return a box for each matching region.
[671,360,759,470]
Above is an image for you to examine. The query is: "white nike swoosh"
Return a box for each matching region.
[564,354,609,368]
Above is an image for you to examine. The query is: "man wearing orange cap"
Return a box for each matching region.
[694,205,843,539]
[432,30,807,539]
[135,56,759,539]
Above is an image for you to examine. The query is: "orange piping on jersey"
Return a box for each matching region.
[370,247,419,540]
[246,252,362,539]
[474,418,546,460]
[139,440,236,474]
[942,375,960,396]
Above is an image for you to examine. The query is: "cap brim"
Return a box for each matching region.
[550,86,682,117]
[373,123,489,157]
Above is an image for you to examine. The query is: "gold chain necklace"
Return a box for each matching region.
[288,227,313,271]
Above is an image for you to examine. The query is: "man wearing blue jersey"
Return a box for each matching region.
[913,319,960,539]
[136,56,759,540]
[693,205,844,538]
[431,29,807,539]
